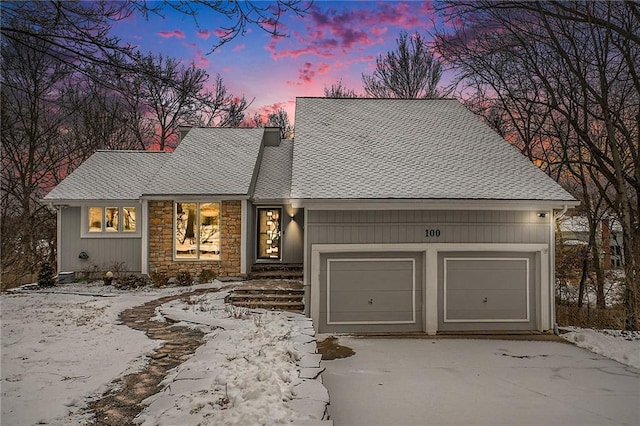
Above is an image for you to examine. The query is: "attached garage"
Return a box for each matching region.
[291,98,578,334]
[310,242,549,334]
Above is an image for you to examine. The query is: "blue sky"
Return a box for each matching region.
[111,1,442,121]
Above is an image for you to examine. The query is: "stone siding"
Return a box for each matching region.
[148,200,242,278]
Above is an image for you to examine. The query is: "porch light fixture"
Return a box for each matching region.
[537,212,547,218]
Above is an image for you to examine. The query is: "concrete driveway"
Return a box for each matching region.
[322,337,640,426]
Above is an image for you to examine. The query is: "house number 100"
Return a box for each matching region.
[425,229,441,238]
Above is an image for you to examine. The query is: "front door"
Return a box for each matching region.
[257,208,282,260]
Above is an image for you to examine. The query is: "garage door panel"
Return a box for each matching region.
[328,310,415,323]
[329,260,414,272]
[440,255,536,329]
[327,269,413,292]
[447,288,527,318]
[328,290,417,313]
[320,254,422,331]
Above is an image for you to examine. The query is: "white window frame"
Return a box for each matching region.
[81,204,141,238]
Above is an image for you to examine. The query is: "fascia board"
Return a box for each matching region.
[290,199,580,211]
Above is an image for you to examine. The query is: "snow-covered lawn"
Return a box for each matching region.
[2,279,638,425]
[560,327,640,369]
[1,281,327,425]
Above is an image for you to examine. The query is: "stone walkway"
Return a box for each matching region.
[89,288,217,425]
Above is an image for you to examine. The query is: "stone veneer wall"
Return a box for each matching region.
[148,200,242,278]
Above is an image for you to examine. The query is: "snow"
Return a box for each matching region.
[322,337,640,426]
[135,293,324,425]
[1,281,328,425]
[3,279,638,425]
[560,327,640,369]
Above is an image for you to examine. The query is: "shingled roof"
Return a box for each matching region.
[44,151,169,201]
[253,139,293,201]
[143,128,264,196]
[291,98,576,202]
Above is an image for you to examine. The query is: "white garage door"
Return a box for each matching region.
[319,252,423,333]
[438,252,537,331]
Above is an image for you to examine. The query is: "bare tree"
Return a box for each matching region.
[435,1,640,329]
[362,32,448,98]
[324,79,358,98]
[196,76,250,128]
[1,30,73,283]
[1,1,310,74]
[126,53,208,150]
[267,108,293,139]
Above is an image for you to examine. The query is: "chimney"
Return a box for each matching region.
[262,127,281,146]
[178,126,192,142]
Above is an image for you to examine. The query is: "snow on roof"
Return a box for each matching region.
[143,128,264,196]
[291,98,577,201]
[43,151,170,201]
[253,139,293,201]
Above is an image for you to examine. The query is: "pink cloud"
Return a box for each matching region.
[295,61,331,85]
[232,44,246,52]
[197,30,211,39]
[158,30,186,39]
[253,102,290,122]
[372,27,388,37]
[268,1,435,61]
[193,50,209,68]
[214,28,230,38]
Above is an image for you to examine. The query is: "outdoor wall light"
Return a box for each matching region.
[537,212,547,218]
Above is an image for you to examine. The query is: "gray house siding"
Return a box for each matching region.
[282,207,304,264]
[307,210,549,246]
[60,207,142,274]
[307,209,551,333]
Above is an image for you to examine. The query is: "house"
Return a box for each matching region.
[559,215,624,269]
[44,98,578,334]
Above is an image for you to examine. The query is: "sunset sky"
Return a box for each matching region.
[111,1,444,121]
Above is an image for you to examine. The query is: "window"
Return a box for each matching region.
[87,207,136,233]
[175,202,220,260]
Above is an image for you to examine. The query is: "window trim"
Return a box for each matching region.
[81,204,141,238]
[173,201,222,261]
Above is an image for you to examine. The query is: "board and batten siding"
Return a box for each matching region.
[60,207,142,274]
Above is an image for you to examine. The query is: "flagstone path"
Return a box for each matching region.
[89,288,216,425]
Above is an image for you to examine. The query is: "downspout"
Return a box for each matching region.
[551,204,568,334]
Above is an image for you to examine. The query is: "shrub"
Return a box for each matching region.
[198,269,216,283]
[38,262,56,287]
[115,274,150,289]
[175,270,192,286]
[150,271,169,288]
